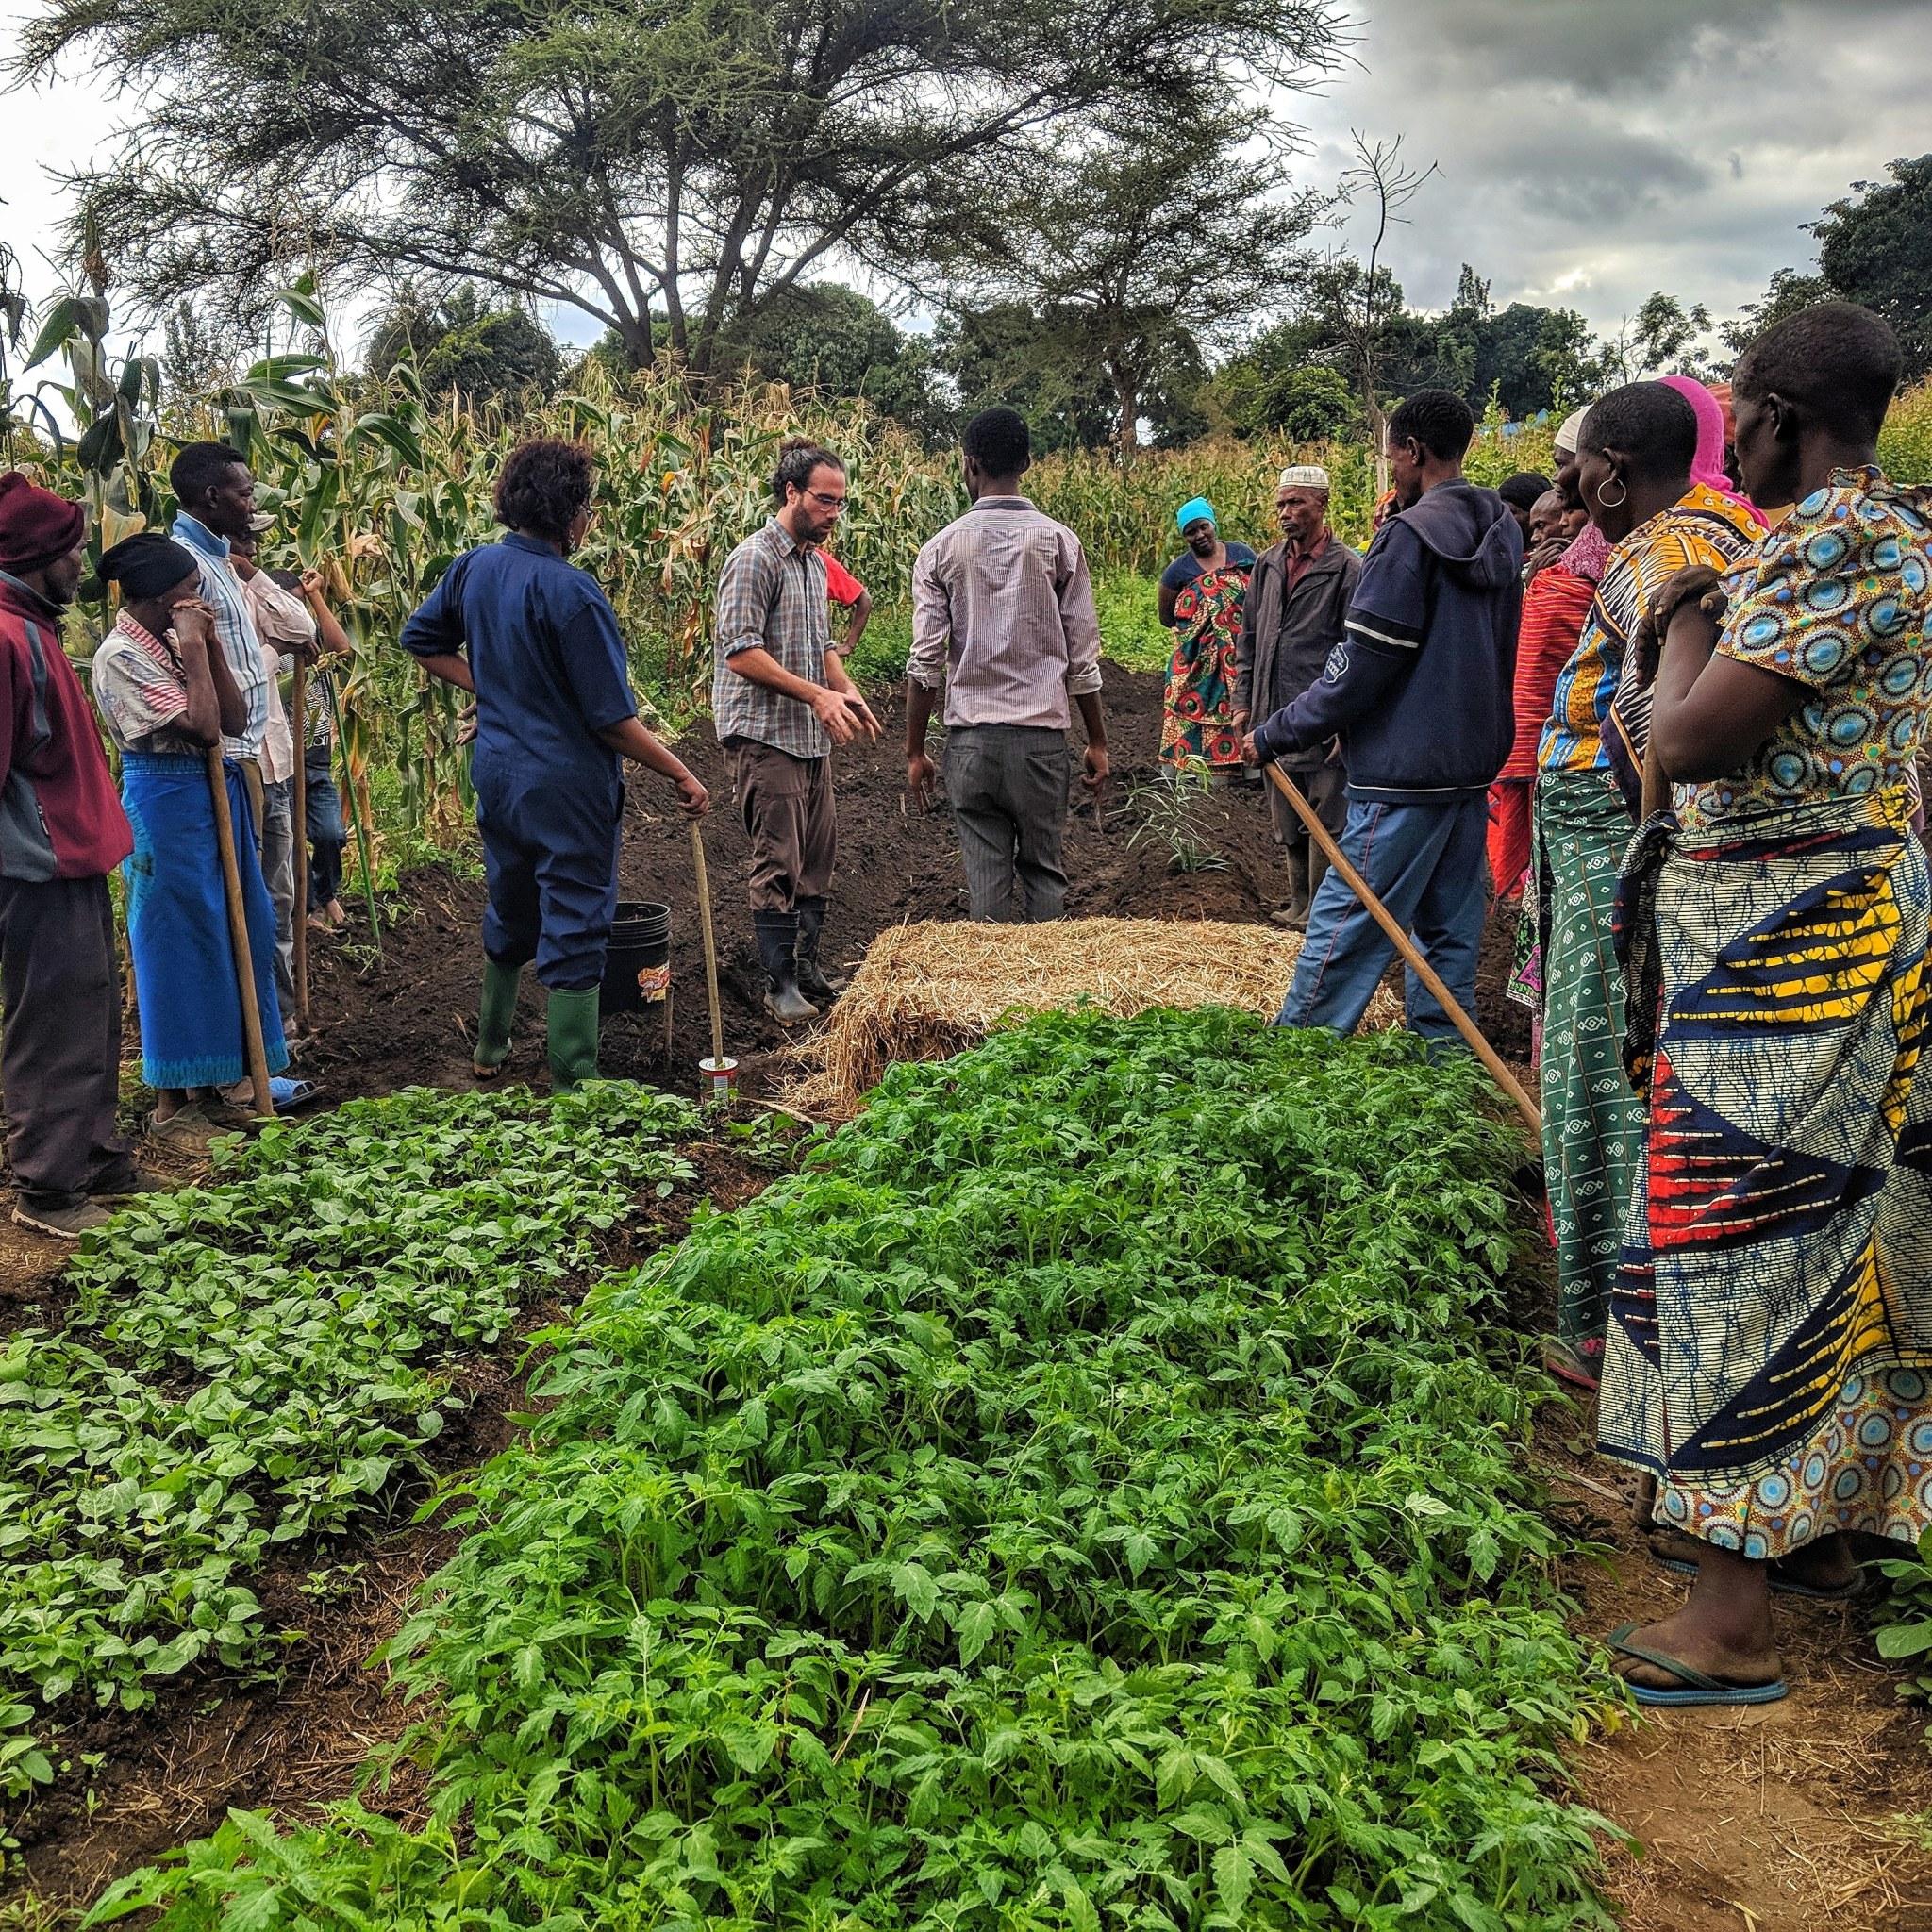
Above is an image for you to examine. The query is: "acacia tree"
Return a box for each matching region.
[16,0,1341,372]
[947,111,1321,459]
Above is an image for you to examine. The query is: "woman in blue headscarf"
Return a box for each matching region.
[1158,497,1256,775]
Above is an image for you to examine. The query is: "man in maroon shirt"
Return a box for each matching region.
[0,474,158,1236]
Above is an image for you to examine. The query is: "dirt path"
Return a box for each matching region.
[1543,1415,1932,1931]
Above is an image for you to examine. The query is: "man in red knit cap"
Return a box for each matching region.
[0,473,159,1236]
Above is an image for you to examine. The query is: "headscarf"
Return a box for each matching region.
[1553,409,1590,458]
[99,532,203,601]
[0,473,86,574]
[1658,375,1767,526]
[1174,497,1216,534]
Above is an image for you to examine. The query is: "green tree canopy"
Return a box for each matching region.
[17,0,1342,375]
[930,302,1122,453]
[711,283,947,441]
[1813,155,1932,379]
[365,284,563,400]
[941,111,1319,457]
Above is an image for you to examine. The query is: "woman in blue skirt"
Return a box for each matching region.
[92,533,286,1147]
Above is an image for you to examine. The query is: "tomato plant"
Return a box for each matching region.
[90,1011,1619,1930]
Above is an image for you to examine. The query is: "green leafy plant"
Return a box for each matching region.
[1876,1528,1932,1712]
[90,1011,1620,1930]
[0,1083,698,1775]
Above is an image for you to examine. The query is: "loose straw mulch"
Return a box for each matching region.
[787,916,1404,1118]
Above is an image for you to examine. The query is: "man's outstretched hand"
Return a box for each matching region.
[810,686,881,745]
[907,748,939,810]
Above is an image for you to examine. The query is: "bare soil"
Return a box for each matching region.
[293,666,1516,1106]
[1,662,1926,1924]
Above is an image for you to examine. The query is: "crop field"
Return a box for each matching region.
[39,1009,1627,1932]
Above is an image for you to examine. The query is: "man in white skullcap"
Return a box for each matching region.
[1231,463,1362,926]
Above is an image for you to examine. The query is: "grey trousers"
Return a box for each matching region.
[0,875,134,1208]
[943,724,1071,923]
[259,774,297,1019]
[1266,762,1348,849]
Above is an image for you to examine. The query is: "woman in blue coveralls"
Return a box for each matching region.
[402,439,708,1088]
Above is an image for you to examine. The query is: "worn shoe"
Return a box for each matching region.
[11,1197,113,1240]
[89,1169,172,1203]
[755,910,820,1025]
[1271,849,1311,930]
[147,1103,228,1150]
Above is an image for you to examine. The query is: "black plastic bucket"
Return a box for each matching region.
[601,900,672,1016]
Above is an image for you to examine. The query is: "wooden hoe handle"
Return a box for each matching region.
[206,749,276,1123]
[690,821,726,1073]
[1262,763,1541,1139]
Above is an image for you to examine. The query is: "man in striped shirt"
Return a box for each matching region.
[907,408,1107,923]
[169,442,274,771]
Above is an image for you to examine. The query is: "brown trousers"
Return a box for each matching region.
[1266,762,1348,850]
[724,739,836,911]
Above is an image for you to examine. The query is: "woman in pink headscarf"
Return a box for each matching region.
[1658,375,1767,527]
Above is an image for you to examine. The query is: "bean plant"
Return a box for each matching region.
[0,1085,698,1786]
[94,1011,1619,1931]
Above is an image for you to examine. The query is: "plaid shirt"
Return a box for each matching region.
[712,520,834,758]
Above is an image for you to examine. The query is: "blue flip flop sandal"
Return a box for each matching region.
[1607,1623,1788,1707]
[269,1077,325,1112]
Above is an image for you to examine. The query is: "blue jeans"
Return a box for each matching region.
[304,754,345,910]
[1275,792,1488,1042]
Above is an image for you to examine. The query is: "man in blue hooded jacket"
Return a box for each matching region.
[1242,389,1522,1041]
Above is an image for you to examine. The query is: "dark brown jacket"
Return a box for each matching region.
[1232,534,1361,772]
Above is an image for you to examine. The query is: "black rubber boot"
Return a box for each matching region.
[794,896,844,1005]
[754,910,819,1024]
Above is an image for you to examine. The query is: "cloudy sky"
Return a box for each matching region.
[3,0,1927,351]
[1291,0,1932,338]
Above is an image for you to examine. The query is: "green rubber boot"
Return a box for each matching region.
[545,986,602,1091]
[474,957,522,1076]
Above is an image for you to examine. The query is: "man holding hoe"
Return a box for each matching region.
[1243,390,1521,1041]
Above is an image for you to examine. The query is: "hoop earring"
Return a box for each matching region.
[1596,475,1627,509]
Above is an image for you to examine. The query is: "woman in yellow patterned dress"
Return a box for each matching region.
[1601,304,1932,1706]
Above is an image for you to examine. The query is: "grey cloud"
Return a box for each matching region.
[1291,0,1932,330]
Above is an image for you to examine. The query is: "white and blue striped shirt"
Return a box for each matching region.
[172,512,270,759]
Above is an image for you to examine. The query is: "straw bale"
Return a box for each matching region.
[789,917,1405,1118]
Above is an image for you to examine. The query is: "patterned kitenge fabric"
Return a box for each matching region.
[1600,466,1932,1557]
[1539,485,1762,778]
[1160,563,1251,772]
[1602,790,1932,1554]
[1680,466,1932,828]
[1532,769,1647,1342]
